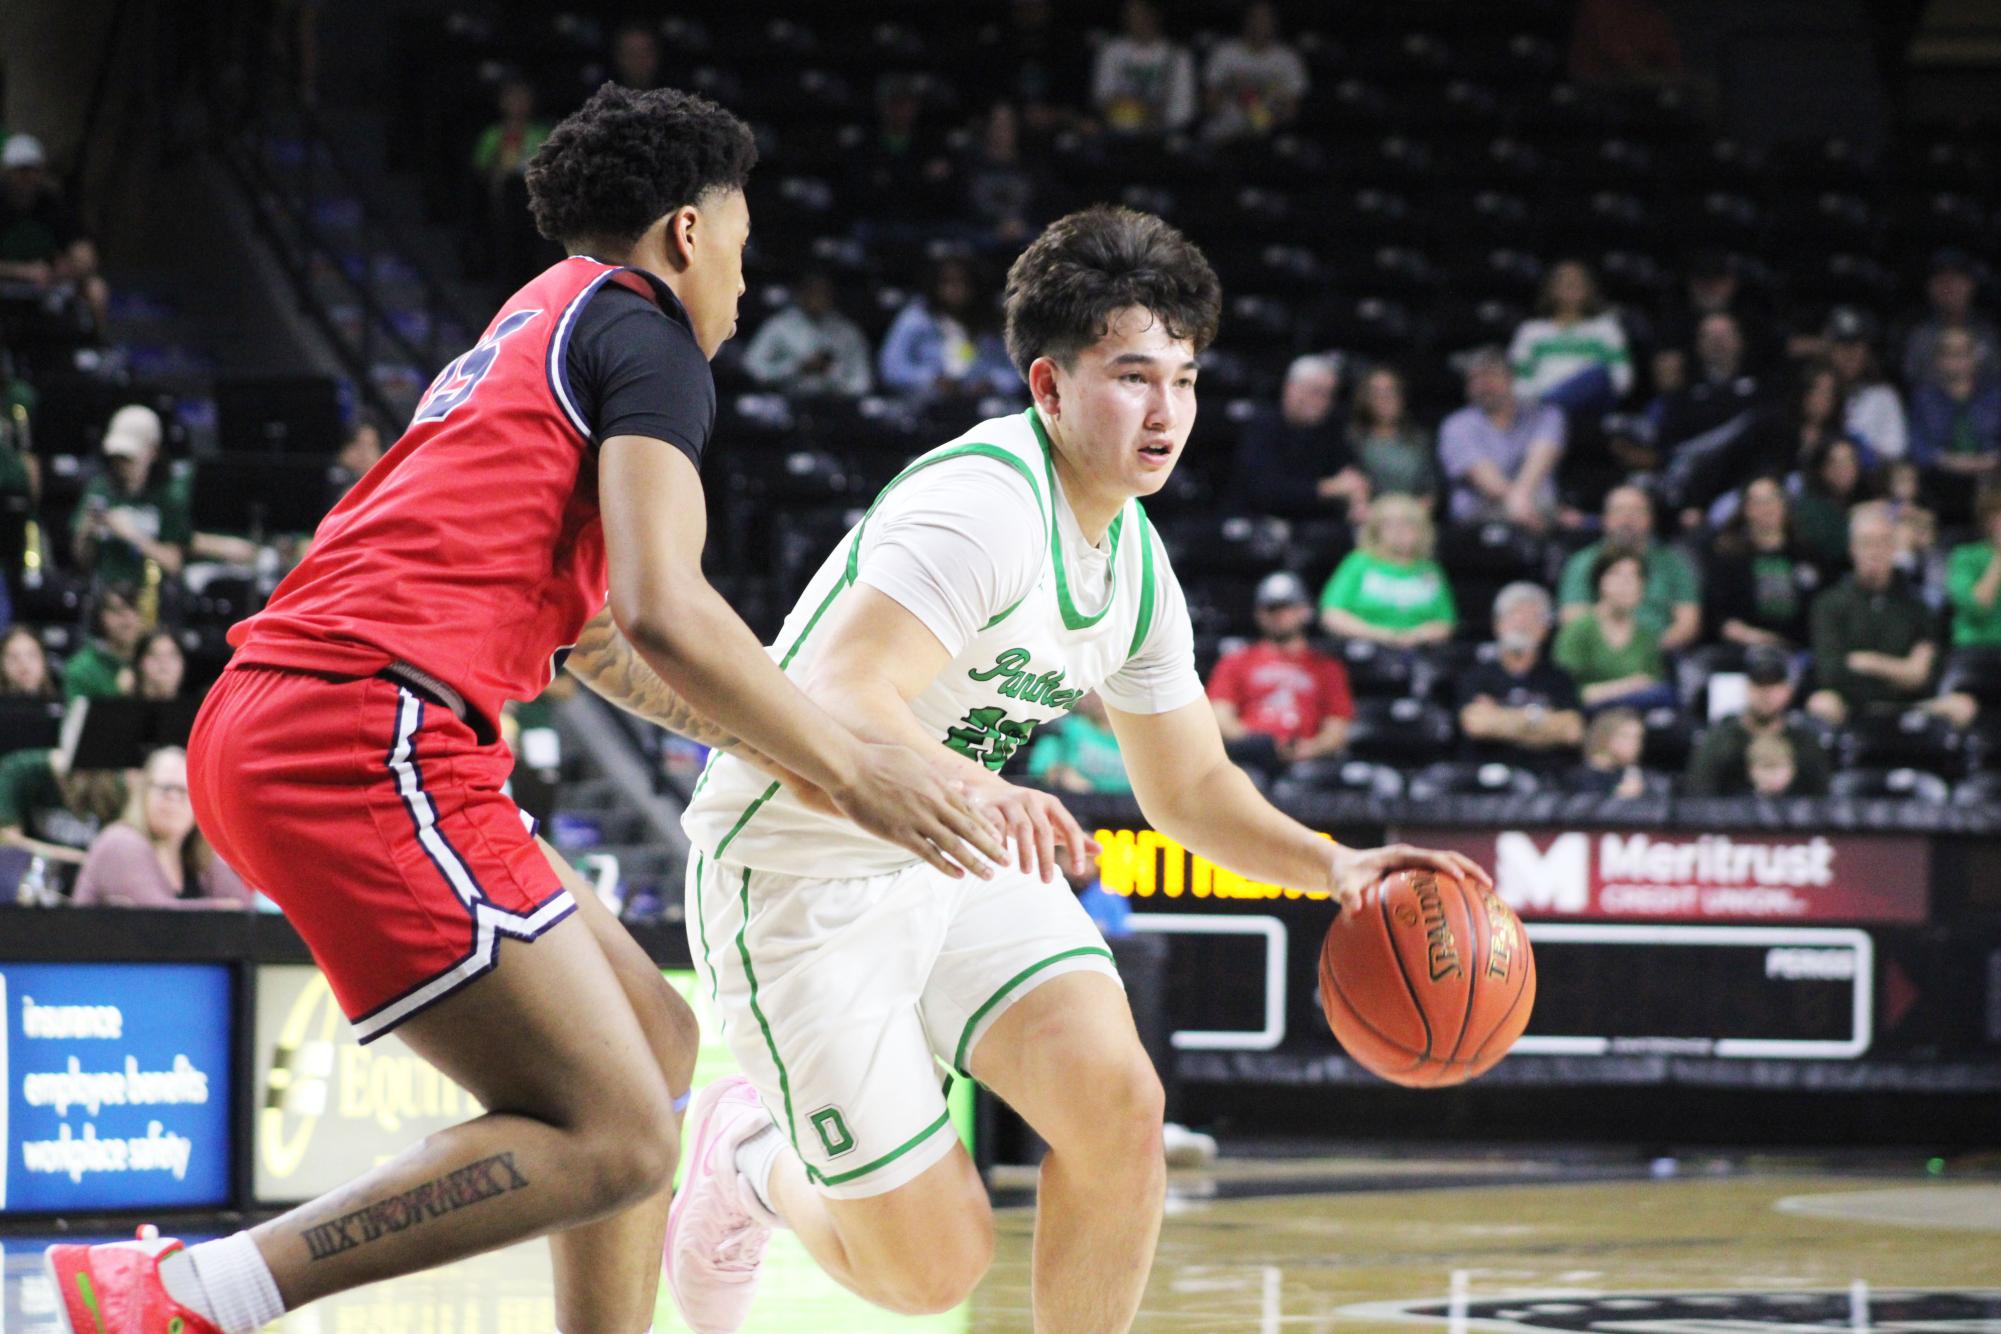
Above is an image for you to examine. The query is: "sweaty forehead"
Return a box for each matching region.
[1079,306,1197,365]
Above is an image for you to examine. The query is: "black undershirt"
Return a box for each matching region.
[562,267,716,468]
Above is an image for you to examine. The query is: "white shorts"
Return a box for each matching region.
[685,849,1120,1199]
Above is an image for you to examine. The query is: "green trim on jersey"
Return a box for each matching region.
[735,865,813,1179]
[817,1108,954,1187]
[952,945,1117,1075]
[1026,408,1129,630]
[1127,504,1158,657]
[693,852,717,1001]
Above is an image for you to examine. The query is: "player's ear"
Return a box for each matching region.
[660,205,700,270]
[1028,356,1061,417]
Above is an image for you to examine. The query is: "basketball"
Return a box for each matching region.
[1318,867,1536,1088]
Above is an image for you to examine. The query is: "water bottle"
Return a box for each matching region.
[16,855,49,907]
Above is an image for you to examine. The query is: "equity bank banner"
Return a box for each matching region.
[1396,827,1930,924]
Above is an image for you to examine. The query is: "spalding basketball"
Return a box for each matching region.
[1318,867,1535,1088]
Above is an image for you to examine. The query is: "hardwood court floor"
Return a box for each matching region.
[5,1157,1996,1333]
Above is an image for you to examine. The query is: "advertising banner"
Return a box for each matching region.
[1397,827,1930,925]
[1,962,233,1212]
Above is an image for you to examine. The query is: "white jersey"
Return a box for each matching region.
[683,407,1203,877]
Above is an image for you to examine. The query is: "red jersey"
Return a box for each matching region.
[1206,640,1354,745]
[230,258,670,728]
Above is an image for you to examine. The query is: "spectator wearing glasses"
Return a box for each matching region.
[70,746,251,908]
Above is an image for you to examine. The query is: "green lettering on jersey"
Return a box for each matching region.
[965,648,1084,711]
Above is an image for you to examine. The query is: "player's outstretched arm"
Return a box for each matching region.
[597,435,1007,878]
[1104,697,1489,911]
[798,583,1097,882]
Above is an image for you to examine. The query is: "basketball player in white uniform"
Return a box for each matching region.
[655,207,1489,1332]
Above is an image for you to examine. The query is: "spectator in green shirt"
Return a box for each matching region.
[1945,485,2001,649]
[1,625,56,699]
[70,404,192,588]
[1345,365,1437,506]
[0,746,121,868]
[1319,494,1456,647]
[1684,645,1832,797]
[63,581,144,701]
[1806,504,1945,727]
[1553,549,1671,709]
[1557,485,1701,650]
[1027,692,1131,794]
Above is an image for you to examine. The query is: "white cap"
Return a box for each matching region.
[102,405,162,459]
[1256,570,1310,607]
[2,134,47,170]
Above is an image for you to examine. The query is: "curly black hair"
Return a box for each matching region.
[525,83,757,252]
[1002,206,1221,378]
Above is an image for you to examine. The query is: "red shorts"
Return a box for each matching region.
[189,665,573,1042]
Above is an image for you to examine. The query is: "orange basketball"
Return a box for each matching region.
[1318,867,1536,1088]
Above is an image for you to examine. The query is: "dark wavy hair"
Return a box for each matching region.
[526,83,757,252]
[1002,206,1221,377]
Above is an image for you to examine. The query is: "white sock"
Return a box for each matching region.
[159,1233,286,1334]
[732,1123,787,1223]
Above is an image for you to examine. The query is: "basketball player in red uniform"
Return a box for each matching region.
[46,84,1025,1334]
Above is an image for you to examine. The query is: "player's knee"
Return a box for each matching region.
[1084,1049,1166,1162]
[574,1075,679,1204]
[872,1220,992,1314]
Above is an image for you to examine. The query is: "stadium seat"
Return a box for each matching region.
[1951,770,2001,809]
[1275,757,1405,800]
[1336,639,1416,699]
[1406,760,1541,801]
[1345,697,1456,766]
[1840,709,1967,779]
[1939,648,2001,710]
[1639,706,1695,772]
[1829,768,1952,804]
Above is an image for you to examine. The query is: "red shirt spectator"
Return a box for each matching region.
[1208,572,1354,756]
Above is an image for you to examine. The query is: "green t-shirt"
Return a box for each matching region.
[1319,550,1456,633]
[1552,613,1664,688]
[1946,542,2001,648]
[1027,715,1131,795]
[1353,429,1437,500]
[62,641,127,701]
[1810,575,1938,709]
[472,121,552,175]
[71,470,194,587]
[0,747,99,848]
[1557,540,1699,639]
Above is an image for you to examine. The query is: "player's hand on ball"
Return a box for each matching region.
[1327,843,1494,914]
[965,775,1101,882]
[832,742,1010,879]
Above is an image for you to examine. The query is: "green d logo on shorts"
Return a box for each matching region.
[809,1105,856,1158]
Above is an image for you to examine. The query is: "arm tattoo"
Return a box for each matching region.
[567,608,741,750]
[300,1152,528,1262]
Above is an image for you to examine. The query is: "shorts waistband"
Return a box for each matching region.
[377,661,468,723]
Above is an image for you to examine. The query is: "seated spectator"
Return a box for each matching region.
[1824,307,1907,461]
[1026,692,1129,794]
[1093,0,1196,136]
[1707,476,1820,649]
[1209,571,1354,775]
[134,629,186,702]
[0,133,108,330]
[963,103,1038,248]
[1685,645,1832,797]
[609,22,665,92]
[1566,708,1650,799]
[1902,248,1998,390]
[878,256,1013,401]
[1882,459,1942,592]
[1319,496,1455,647]
[1745,733,1802,797]
[1228,353,1360,519]
[1657,312,1774,520]
[1438,346,1570,533]
[1457,582,1585,769]
[1791,435,1871,569]
[742,272,873,398]
[1806,505,1941,727]
[0,746,121,868]
[1202,2,1307,143]
[1,626,57,699]
[1553,549,1673,710]
[470,76,553,289]
[1652,251,1780,385]
[849,76,958,223]
[70,746,251,909]
[1558,485,1700,650]
[65,582,145,701]
[1510,260,1633,418]
[1347,365,1437,506]
[1786,360,1846,470]
[327,416,387,508]
[1909,328,2001,508]
[72,404,190,588]
[1946,486,2001,650]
